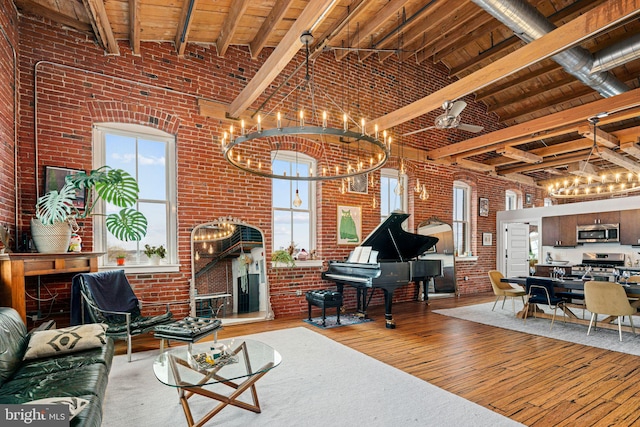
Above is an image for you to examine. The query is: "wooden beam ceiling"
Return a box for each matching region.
[174,0,198,56]
[82,0,119,54]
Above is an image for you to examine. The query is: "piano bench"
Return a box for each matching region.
[306,290,343,327]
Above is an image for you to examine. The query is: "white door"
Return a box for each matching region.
[506,223,530,277]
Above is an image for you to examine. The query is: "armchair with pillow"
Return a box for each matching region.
[0,307,114,427]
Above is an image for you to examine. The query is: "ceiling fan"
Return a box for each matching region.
[403,100,484,136]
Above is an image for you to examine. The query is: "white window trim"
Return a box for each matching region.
[271,151,317,253]
[92,123,178,272]
[453,180,471,256]
[380,168,408,217]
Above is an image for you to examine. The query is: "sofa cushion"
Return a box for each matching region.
[0,308,28,387]
[23,324,107,360]
[0,363,109,404]
[12,340,115,381]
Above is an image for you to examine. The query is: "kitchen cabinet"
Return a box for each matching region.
[576,211,620,225]
[542,215,577,247]
[620,209,640,245]
[535,265,571,277]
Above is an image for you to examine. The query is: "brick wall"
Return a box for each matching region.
[10,13,544,325]
[0,0,18,242]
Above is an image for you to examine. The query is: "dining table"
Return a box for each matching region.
[501,276,640,332]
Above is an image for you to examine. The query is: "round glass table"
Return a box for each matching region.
[153,338,282,426]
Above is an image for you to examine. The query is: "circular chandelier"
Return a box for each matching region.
[218,31,390,181]
[547,117,640,199]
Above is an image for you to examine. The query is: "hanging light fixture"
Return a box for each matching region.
[219,30,390,182]
[547,117,640,199]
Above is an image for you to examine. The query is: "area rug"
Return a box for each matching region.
[303,313,373,329]
[433,302,640,356]
[102,327,523,426]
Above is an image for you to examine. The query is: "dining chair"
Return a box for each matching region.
[625,275,640,283]
[584,280,636,341]
[524,277,566,330]
[488,270,526,314]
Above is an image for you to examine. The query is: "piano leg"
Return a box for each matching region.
[382,289,396,329]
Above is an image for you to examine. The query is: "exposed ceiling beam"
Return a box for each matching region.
[14,0,92,32]
[428,87,640,160]
[175,0,199,56]
[598,147,640,174]
[216,0,250,56]
[371,0,640,136]
[486,138,593,166]
[577,125,619,148]
[496,147,543,164]
[129,0,140,55]
[497,150,592,175]
[428,15,497,63]
[453,158,495,173]
[620,140,640,159]
[474,63,559,102]
[502,173,539,186]
[568,161,601,180]
[82,0,119,54]
[227,0,339,118]
[249,0,295,59]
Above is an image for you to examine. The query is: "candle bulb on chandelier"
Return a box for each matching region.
[343,113,348,131]
[299,110,304,127]
[361,118,366,135]
[257,115,262,132]
[374,124,379,139]
[277,112,281,129]
[241,119,245,135]
[229,125,234,142]
[322,111,327,128]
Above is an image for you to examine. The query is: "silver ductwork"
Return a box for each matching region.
[472,0,629,98]
[591,33,640,73]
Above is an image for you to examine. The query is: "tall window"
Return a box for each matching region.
[453,181,470,256]
[93,124,176,266]
[272,152,315,254]
[380,168,407,222]
[505,190,518,210]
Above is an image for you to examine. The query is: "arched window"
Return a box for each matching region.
[505,190,519,210]
[93,123,177,269]
[380,168,407,222]
[271,151,316,254]
[453,181,470,256]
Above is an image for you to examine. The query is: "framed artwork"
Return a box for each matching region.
[348,174,368,194]
[482,232,492,246]
[479,197,489,217]
[337,205,362,245]
[44,166,86,209]
[525,193,533,205]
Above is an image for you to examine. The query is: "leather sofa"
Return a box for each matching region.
[0,307,115,427]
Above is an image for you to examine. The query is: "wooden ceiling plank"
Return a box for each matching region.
[228,0,339,118]
[216,0,251,56]
[485,138,594,166]
[454,158,496,173]
[129,0,140,55]
[82,0,120,54]
[568,161,601,180]
[14,0,92,32]
[474,63,559,102]
[497,146,543,164]
[337,0,411,62]
[502,173,539,186]
[620,140,640,159]
[249,0,295,59]
[373,0,640,137]
[497,150,592,175]
[175,0,199,56]
[429,15,497,64]
[487,75,575,113]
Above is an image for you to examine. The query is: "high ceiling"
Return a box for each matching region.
[13,0,640,190]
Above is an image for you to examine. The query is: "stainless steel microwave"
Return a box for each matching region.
[576,223,619,243]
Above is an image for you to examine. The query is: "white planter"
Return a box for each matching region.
[30,218,72,253]
[149,255,161,265]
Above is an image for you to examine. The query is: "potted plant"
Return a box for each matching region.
[116,253,127,266]
[31,166,148,253]
[144,244,166,265]
[271,249,295,268]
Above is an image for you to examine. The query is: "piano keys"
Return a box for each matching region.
[322,212,438,328]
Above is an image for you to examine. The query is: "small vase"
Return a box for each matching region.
[150,255,161,265]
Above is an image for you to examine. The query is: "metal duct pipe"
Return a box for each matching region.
[472,0,629,98]
[591,33,640,73]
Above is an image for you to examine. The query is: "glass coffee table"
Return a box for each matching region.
[153,338,282,427]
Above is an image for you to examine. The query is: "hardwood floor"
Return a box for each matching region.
[116,293,640,426]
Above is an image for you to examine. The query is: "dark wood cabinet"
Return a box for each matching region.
[535,265,571,277]
[620,209,640,245]
[542,215,577,247]
[576,211,620,225]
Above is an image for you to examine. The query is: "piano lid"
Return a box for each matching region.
[361,213,438,262]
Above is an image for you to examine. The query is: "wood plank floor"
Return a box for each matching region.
[116,293,640,426]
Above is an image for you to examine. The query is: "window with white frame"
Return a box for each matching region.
[505,190,518,210]
[453,181,470,256]
[272,152,315,255]
[380,168,407,222]
[93,124,176,266]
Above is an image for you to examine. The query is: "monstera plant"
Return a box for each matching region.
[32,166,148,253]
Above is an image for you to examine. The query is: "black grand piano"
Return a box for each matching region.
[321,212,439,328]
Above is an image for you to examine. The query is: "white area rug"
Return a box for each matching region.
[103,327,523,426]
[434,302,640,356]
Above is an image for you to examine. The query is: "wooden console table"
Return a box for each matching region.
[0,252,101,323]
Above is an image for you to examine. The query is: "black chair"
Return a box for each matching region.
[524,277,566,330]
[72,270,174,361]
